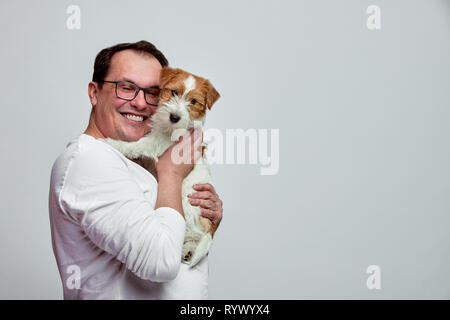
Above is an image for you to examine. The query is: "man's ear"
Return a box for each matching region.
[205,82,220,110]
[88,81,99,107]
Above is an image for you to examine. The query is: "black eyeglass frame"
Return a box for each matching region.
[98,80,161,106]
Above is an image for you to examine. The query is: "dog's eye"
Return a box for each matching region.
[190,99,197,105]
[171,90,178,96]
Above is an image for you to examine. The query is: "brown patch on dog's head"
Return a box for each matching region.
[187,76,220,120]
[159,67,185,90]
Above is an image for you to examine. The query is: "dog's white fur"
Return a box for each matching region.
[103,68,219,267]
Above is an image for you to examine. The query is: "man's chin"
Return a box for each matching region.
[114,117,151,141]
[117,128,148,142]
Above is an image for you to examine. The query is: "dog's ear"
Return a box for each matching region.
[205,82,220,110]
[159,66,176,89]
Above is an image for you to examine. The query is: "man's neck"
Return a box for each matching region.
[84,110,105,139]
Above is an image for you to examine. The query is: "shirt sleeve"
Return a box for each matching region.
[59,144,186,282]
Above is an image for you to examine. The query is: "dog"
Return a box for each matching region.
[103,66,220,267]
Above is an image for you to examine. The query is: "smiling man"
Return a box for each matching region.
[85,48,161,141]
[49,41,223,299]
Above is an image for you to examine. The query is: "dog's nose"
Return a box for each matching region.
[169,113,180,123]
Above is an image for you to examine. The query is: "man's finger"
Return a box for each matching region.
[193,183,215,193]
[188,191,214,200]
[188,198,215,209]
[200,209,218,223]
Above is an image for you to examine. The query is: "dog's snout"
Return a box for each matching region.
[169,113,180,123]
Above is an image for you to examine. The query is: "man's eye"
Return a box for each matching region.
[120,85,134,91]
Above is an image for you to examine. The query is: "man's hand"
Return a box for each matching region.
[187,183,223,228]
[155,128,202,217]
[156,128,203,181]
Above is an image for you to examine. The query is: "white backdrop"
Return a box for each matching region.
[0,0,449,299]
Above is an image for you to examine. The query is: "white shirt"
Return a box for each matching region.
[49,134,209,299]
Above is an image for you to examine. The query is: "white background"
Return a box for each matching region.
[0,0,449,299]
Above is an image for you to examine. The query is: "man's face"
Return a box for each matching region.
[88,50,162,141]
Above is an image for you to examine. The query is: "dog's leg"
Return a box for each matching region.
[103,136,159,160]
[199,216,217,236]
[182,228,203,263]
[187,217,216,267]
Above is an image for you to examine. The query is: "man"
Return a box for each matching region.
[49,41,223,299]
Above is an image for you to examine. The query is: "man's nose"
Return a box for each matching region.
[130,89,148,110]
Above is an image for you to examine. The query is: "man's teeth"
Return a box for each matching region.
[123,114,144,122]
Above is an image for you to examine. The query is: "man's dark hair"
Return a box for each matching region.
[92,40,169,88]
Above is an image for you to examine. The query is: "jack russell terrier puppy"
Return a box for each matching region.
[103,66,220,267]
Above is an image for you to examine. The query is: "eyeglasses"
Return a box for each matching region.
[98,80,161,106]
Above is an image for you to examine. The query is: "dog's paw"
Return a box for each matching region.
[183,251,193,263]
[182,240,197,263]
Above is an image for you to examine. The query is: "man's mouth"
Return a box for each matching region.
[120,113,149,122]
